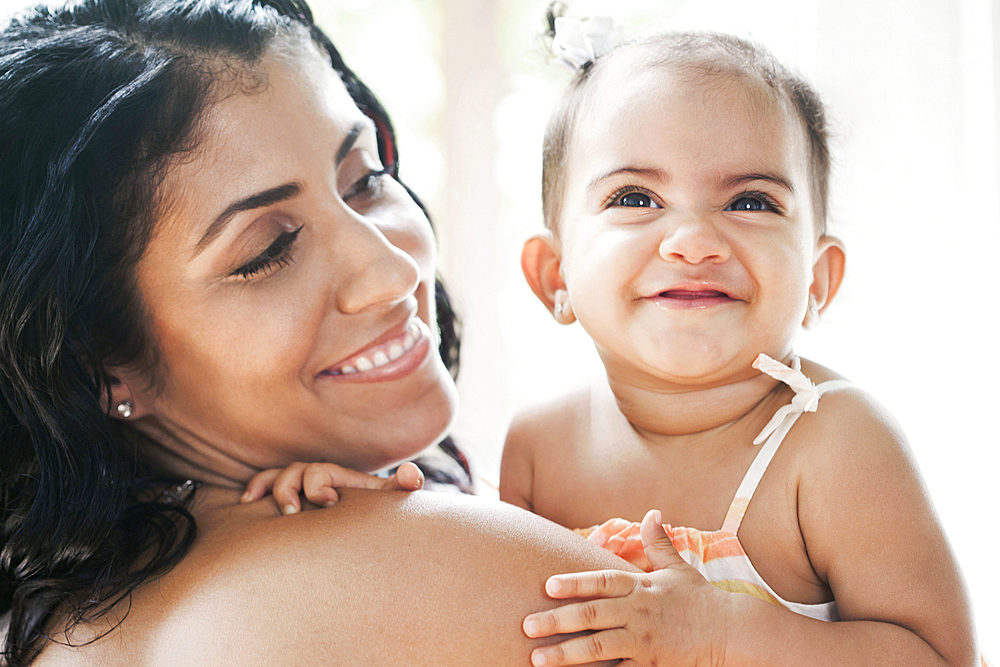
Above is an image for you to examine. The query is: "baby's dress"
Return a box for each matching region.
[578,353,850,621]
[579,355,993,665]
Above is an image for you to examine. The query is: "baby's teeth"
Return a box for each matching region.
[355,357,374,371]
[341,365,357,374]
[388,343,405,360]
[372,350,390,367]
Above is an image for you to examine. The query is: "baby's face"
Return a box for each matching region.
[555,62,822,386]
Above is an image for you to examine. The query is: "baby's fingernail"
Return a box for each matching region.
[547,578,561,594]
[282,504,298,515]
[322,500,337,508]
[240,492,251,503]
[523,619,537,637]
[532,650,547,666]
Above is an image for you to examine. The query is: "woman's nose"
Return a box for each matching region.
[657,212,731,264]
[334,215,421,314]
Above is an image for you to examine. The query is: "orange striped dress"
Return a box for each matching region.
[578,354,846,619]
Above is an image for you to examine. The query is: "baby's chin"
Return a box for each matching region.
[604,350,762,389]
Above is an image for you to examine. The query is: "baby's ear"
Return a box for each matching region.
[804,235,846,328]
[521,230,574,324]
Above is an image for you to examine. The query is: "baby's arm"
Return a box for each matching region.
[241,461,424,514]
[499,409,543,511]
[501,390,593,514]
[523,390,980,666]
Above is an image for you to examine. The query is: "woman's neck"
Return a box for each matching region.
[132,416,258,489]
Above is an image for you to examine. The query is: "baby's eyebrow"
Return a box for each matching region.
[586,166,667,192]
[720,172,794,192]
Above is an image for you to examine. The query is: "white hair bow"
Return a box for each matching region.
[551,15,623,71]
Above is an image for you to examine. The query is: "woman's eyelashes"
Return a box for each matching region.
[343,167,391,206]
[228,166,391,282]
[232,225,303,280]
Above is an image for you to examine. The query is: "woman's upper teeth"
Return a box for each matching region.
[337,323,418,374]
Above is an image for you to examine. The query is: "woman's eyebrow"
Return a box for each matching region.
[195,182,301,255]
[193,120,369,256]
[335,120,365,165]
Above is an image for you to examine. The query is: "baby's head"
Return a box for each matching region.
[522,27,846,382]
[542,30,830,235]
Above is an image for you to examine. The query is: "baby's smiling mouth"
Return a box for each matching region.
[321,320,421,376]
[647,284,740,309]
[659,289,732,300]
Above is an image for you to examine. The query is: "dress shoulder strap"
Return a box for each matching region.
[720,355,849,534]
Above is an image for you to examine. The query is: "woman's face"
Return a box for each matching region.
[130,43,457,476]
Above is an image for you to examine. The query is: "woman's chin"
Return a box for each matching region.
[356,384,458,472]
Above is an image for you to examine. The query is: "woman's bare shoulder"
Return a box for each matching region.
[38,488,632,666]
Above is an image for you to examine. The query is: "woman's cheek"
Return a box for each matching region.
[415,280,436,332]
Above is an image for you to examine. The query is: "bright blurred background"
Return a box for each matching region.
[2,0,997,654]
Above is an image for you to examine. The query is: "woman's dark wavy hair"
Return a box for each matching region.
[0,0,463,663]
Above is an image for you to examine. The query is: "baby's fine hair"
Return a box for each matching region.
[541,25,831,234]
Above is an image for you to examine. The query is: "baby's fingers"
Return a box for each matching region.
[271,462,309,514]
[524,598,630,638]
[545,569,637,600]
[300,461,423,507]
[389,461,424,491]
[241,468,282,503]
[527,628,634,666]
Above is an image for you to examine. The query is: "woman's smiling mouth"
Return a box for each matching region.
[318,319,430,381]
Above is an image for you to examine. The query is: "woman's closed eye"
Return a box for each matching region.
[343,167,391,206]
[725,192,783,214]
[232,225,303,280]
[607,187,662,209]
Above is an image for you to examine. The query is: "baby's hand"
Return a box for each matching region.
[241,461,424,515]
[524,510,725,666]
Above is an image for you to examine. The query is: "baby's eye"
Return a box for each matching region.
[725,194,777,213]
[611,190,661,209]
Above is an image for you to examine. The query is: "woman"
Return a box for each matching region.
[0,0,632,664]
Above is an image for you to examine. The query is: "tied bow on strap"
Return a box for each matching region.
[551,15,622,71]
[751,353,820,445]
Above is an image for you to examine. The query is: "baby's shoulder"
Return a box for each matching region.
[504,385,593,454]
[792,357,912,475]
[799,357,903,430]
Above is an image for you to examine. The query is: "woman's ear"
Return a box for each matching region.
[521,230,575,324]
[803,235,846,328]
[101,370,152,421]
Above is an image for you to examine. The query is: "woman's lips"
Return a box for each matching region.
[318,319,430,382]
